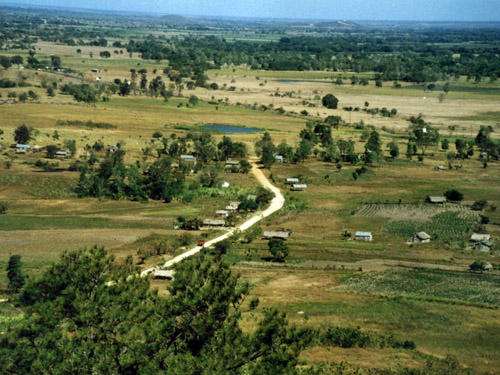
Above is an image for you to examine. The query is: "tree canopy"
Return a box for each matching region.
[1,247,312,374]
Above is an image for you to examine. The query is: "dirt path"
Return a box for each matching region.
[141,161,285,276]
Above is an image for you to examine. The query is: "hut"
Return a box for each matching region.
[153,269,174,280]
[226,202,240,211]
[274,155,284,163]
[427,196,446,204]
[203,219,225,227]
[215,210,229,219]
[286,178,299,184]
[412,232,431,243]
[291,184,307,191]
[16,144,31,153]
[263,229,292,240]
[355,231,373,241]
[434,165,446,171]
[180,155,197,165]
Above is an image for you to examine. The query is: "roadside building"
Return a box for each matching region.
[355,231,373,241]
[153,269,174,280]
[203,219,225,227]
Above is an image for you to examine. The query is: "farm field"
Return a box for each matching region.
[1,7,500,374]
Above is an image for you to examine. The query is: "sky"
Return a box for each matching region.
[4,0,500,21]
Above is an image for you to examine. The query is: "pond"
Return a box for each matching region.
[203,125,262,133]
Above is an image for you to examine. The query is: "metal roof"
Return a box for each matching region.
[355,231,372,237]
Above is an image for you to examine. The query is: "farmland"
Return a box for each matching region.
[1,5,500,374]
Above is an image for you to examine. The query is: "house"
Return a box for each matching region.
[291,184,307,191]
[153,269,174,280]
[355,231,373,241]
[247,194,257,201]
[203,219,225,227]
[96,76,101,81]
[226,201,240,211]
[221,181,230,188]
[286,178,299,184]
[412,232,431,243]
[33,145,42,152]
[434,165,446,171]
[470,233,491,242]
[427,196,446,204]
[479,152,487,158]
[180,155,196,164]
[225,160,240,167]
[215,210,229,219]
[275,155,284,163]
[56,150,69,159]
[91,68,100,73]
[16,144,31,153]
[108,145,118,152]
[475,240,493,252]
[263,229,292,240]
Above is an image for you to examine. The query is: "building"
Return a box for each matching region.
[263,229,292,240]
[91,68,100,73]
[355,231,373,241]
[203,219,225,227]
[475,240,493,252]
[291,184,307,191]
[16,144,31,153]
[226,202,240,211]
[247,195,257,201]
[153,269,174,280]
[56,150,69,159]
[427,196,446,204]
[470,233,491,242]
[215,210,229,219]
[221,181,230,188]
[275,155,284,163]
[412,232,431,243]
[180,155,197,164]
[225,160,240,167]
[108,145,118,152]
[434,165,446,171]
[286,178,299,184]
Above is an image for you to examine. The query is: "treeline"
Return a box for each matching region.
[126,33,500,83]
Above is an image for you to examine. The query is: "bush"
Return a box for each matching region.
[322,94,339,109]
[471,199,487,211]
[444,189,463,202]
[0,201,7,214]
[268,238,289,262]
[321,326,371,348]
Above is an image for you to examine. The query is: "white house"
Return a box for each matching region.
[355,231,373,241]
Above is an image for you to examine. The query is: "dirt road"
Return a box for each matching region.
[141,161,285,276]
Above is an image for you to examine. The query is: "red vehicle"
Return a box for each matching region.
[197,239,206,247]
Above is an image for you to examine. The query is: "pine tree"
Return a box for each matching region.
[7,254,25,293]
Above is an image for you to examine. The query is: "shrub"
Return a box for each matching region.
[471,199,487,211]
[444,189,463,202]
[321,326,371,348]
[0,201,7,214]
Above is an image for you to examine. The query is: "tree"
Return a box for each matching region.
[364,131,382,155]
[444,189,463,202]
[99,51,111,58]
[6,254,25,293]
[2,247,311,374]
[45,145,59,159]
[469,260,490,273]
[441,138,449,151]
[188,95,199,106]
[268,238,290,262]
[387,141,399,158]
[409,115,439,155]
[0,55,12,69]
[239,159,251,174]
[50,56,62,69]
[322,94,339,109]
[14,124,32,144]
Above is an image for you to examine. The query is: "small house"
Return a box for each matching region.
[33,145,42,152]
[91,68,100,73]
[470,233,491,242]
[221,181,230,188]
[475,240,493,252]
[215,210,229,219]
[108,145,118,152]
[286,178,299,184]
[226,202,240,211]
[56,150,68,159]
[180,155,196,164]
[434,165,446,171]
[291,184,307,191]
[427,196,446,204]
[412,232,431,243]
[355,231,373,241]
[247,194,257,201]
[263,229,292,240]
[275,155,284,163]
[153,269,174,280]
[96,76,101,81]
[16,144,31,153]
[225,160,240,167]
[203,219,225,227]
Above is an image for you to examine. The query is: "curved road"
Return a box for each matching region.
[141,161,284,277]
